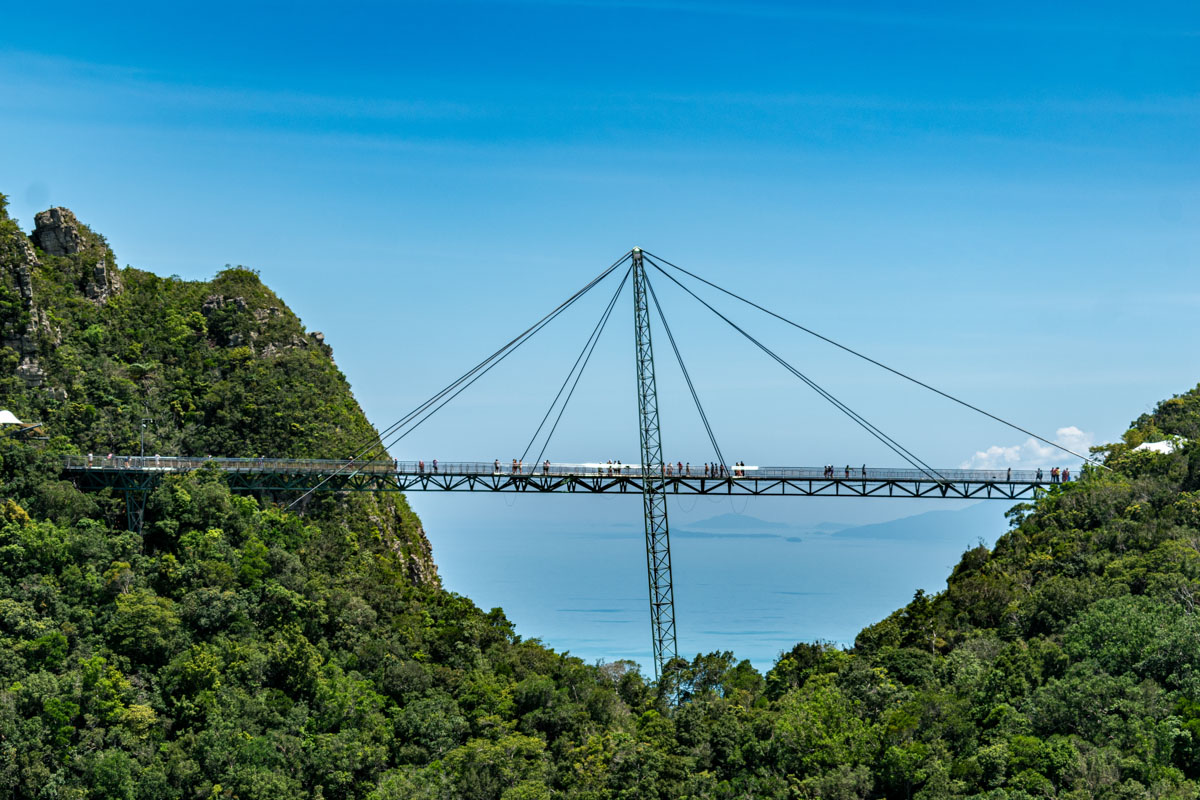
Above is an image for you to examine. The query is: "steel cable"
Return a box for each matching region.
[532,267,632,467]
[644,272,728,473]
[285,252,631,508]
[643,249,1103,467]
[521,265,632,465]
[645,256,949,484]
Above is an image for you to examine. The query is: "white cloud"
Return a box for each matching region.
[960,426,1094,470]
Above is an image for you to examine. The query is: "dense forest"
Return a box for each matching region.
[3,194,1200,799]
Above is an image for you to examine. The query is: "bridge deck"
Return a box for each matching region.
[64,456,1071,500]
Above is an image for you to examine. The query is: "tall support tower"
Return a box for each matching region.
[631,247,678,678]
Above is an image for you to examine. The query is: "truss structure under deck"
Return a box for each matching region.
[65,462,1057,500]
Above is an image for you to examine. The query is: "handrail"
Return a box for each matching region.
[62,455,1077,484]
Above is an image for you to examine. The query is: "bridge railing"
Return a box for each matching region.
[63,455,1072,484]
[62,455,399,474]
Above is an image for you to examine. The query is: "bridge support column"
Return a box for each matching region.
[126,490,149,535]
[632,248,678,680]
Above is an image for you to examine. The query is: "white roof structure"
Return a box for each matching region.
[0,410,22,425]
[1133,438,1188,455]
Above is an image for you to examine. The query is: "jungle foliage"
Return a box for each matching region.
[3,196,1200,798]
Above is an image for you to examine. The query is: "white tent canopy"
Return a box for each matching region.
[1133,438,1188,455]
[0,410,23,426]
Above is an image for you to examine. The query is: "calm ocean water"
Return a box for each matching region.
[423,501,1009,674]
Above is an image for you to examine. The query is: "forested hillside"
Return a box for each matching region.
[3,194,1200,799]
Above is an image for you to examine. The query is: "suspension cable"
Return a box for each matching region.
[644,271,728,472]
[285,252,631,508]
[643,250,1103,467]
[532,268,632,467]
[374,263,631,463]
[645,256,948,483]
[521,265,631,464]
[363,250,632,460]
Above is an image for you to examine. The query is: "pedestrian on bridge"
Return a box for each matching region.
[862,464,867,478]
[543,460,550,475]
[432,459,438,473]
[419,460,425,473]
[494,459,500,474]
[845,464,850,479]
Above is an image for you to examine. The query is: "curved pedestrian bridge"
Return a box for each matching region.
[64,456,1071,500]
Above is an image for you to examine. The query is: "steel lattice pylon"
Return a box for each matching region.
[631,248,678,679]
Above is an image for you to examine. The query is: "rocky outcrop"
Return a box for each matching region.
[309,331,334,360]
[0,204,126,389]
[32,207,86,256]
[31,207,123,304]
[202,294,332,357]
[1,220,46,387]
[407,528,439,587]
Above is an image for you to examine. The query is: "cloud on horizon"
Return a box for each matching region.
[961,426,1094,470]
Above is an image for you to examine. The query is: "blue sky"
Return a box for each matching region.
[3,0,1198,662]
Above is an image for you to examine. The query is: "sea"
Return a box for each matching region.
[419,498,1011,675]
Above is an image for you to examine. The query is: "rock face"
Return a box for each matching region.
[30,206,123,303]
[1,219,47,387]
[1,204,127,390]
[32,207,86,256]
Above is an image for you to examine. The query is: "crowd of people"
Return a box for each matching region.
[1035,466,1071,483]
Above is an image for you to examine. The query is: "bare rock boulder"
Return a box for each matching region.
[32,207,86,256]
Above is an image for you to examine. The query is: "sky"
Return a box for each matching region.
[3,0,1198,665]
